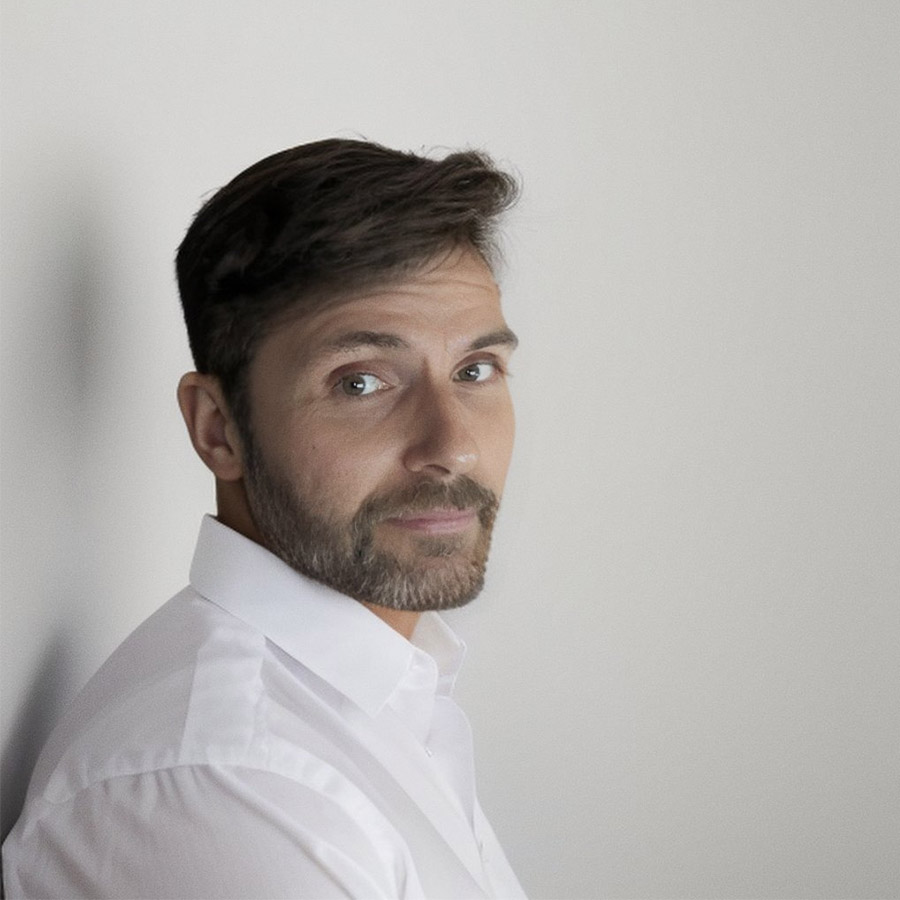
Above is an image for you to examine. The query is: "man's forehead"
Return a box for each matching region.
[336,248,500,303]
[268,252,512,355]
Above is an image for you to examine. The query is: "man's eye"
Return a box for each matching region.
[456,362,497,383]
[338,373,385,396]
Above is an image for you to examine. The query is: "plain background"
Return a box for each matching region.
[2,2,898,898]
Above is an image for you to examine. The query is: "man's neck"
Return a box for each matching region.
[361,603,421,641]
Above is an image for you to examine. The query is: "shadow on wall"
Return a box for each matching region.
[1,637,76,839]
[1,174,117,842]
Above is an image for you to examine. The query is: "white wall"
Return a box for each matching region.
[2,2,898,897]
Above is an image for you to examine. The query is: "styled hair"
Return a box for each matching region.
[175,138,519,424]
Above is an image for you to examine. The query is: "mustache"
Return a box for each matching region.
[354,476,499,530]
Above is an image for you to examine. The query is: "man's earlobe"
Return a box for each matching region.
[177,372,245,481]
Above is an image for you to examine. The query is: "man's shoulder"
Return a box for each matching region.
[4,589,430,898]
[26,589,329,806]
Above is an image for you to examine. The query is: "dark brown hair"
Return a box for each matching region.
[176,138,519,425]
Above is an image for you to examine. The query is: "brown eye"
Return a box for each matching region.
[339,373,383,396]
[456,362,496,383]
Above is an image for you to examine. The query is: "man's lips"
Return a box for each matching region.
[382,507,478,535]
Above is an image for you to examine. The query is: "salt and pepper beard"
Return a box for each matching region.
[241,433,500,612]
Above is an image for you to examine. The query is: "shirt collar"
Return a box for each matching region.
[188,515,465,718]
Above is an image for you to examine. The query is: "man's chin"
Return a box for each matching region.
[351,539,489,612]
[374,533,470,563]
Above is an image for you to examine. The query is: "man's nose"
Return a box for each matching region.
[402,383,479,478]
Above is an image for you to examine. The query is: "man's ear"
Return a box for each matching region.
[177,372,245,482]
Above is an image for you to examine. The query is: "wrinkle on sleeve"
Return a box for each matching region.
[7,764,421,900]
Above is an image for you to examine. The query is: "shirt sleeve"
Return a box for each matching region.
[7,764,422,899]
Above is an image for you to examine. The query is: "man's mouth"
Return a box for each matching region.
[382,507,478,535]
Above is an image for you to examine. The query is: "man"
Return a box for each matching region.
[2,139,526,898]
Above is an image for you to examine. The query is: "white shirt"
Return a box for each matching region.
[2,516,526,899]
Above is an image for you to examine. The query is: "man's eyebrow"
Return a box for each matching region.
[467,328,519,352]
[322,327,519,355]
[324,331,411,352]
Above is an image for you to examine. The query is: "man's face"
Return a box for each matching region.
[239,248,516,611]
